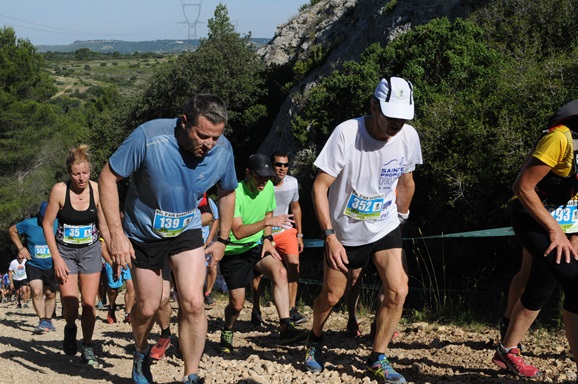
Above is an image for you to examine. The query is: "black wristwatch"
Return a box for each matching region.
[321,229,335,240]
[262,234,274,242]
[217,236,231,245]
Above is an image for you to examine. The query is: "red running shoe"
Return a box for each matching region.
[150,335,171,360]
[492,347,541,378]
[107,310,116,324]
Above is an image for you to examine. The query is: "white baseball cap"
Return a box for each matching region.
[374,77,414,120]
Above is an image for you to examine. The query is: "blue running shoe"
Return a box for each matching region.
[33,320,48,334]
[45,319,56,332]
[184,373,205,383]
[304,338,323,373]
[366,354,406,383]
[132,348,153,384]
[81,345,99,367]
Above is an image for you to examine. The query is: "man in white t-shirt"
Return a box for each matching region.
[9,254,30,309]
[305,76,422,384]
[250,151,306,326]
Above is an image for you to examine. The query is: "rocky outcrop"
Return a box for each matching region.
[257,0,490,156]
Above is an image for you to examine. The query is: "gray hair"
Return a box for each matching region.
[182,94,228,126]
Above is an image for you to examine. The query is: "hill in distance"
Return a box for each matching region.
[36,38,271,54]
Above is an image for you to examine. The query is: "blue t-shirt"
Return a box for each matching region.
[15,217,57,270]
[109,118,238,242]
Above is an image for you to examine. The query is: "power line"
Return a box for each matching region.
[180,0,202,41]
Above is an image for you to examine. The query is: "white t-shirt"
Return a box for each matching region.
[272,175,300,235]
[314,117,422,246]
[9,259,27,281]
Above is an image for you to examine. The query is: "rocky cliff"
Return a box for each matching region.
[257,0,491,156]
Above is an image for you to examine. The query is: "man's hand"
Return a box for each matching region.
[325,236,348,273]
[108,233,135,269]
[262,241,281,261]
[19,249,31,261]
[266,214,294,230]
[206,241,226,268]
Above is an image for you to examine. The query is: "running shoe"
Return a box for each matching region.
[106,309,117,324]
[150,335,171,360]
[124,313,131,324]
[16,303,22,309]
[81,345,99,367]
[290,307,306,325]
[220,329,234,353]
[304,337,323,373]
[204,292,216,306]
[492,347,541,378]
[96,301,105,310]
[45,319,56,332]
[250,308,263,327]
[279,322,309,345]
[63,324,78,355]
[366,354,407,383]
[23,303,29,308]
[346,317,362,338]
[132,348,153,384]
[184,373,205,384]
[33,320,48,334]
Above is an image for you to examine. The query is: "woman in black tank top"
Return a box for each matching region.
[42,145,110,366]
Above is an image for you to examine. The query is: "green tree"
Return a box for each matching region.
[74,48,94,61]
[0,27,56,101]
[0,28,88,253]
[207,3,236,39]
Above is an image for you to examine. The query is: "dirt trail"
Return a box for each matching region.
[0,298,575,383]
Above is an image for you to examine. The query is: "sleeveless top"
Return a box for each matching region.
[55,181,99,247]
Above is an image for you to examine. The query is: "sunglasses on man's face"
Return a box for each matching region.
[274,162,289,168]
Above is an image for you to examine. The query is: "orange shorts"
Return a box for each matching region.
[273,227,299,255]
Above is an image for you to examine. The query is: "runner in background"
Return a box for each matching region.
[250,151,306,326]
[9,202,58,333]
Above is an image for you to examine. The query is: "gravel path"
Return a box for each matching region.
[0,297,576,383]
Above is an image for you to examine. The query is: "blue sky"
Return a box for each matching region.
[0,0,306,45]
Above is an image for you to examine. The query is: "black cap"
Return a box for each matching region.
[248,154,276,178]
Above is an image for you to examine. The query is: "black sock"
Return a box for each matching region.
[368,352,384,364]
[280,317,292,328]
[161,326,171,337]
[309,331,323,343]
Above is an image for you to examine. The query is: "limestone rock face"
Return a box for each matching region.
[257,0,489,156]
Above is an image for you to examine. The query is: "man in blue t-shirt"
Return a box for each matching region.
[99,94,237,384]
[9,201,58,333]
